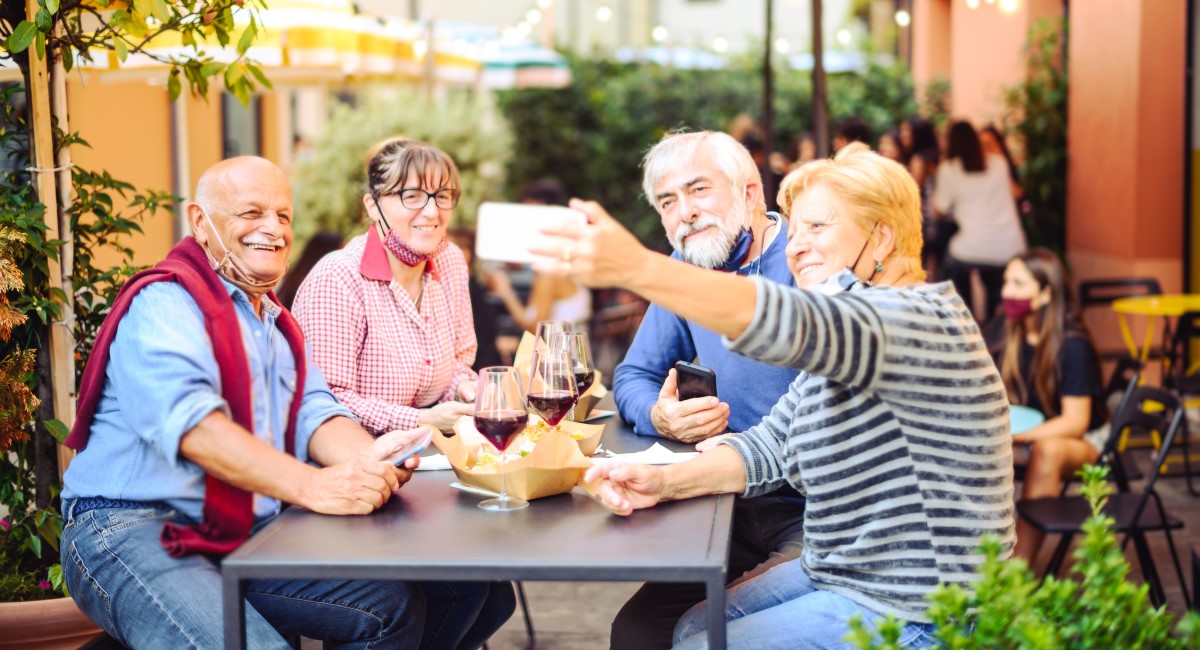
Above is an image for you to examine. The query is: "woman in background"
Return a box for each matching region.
[488,178,593,332]
[987,248,1105,562]
[275,230,343,311]
[934,121,1026,321]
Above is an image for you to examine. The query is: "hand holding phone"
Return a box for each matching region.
[387,427,435,467]
[475,202,586,264]
[674,361,718,402]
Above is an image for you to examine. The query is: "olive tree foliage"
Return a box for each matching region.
[1,0,271,104]
[289,90,513,248]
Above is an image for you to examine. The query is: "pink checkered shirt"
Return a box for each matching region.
[292,228,477,434]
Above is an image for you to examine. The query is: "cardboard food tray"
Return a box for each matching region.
[432,416,598,501]
[513,332,608,423]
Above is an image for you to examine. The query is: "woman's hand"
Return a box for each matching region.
[531,199,653,288]
[582,460,667,516]
[417,401,474,432]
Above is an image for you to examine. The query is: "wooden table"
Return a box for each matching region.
[222,413,734,649]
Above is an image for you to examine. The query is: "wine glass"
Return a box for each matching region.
[557,332,595,420]
[474,366,530,511]
[526,347,578,433]
[534,320,571,351]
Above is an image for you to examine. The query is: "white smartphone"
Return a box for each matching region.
[388,427,435,467]
[475,202,586,264]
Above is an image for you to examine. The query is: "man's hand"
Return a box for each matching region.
[418,401,474,432]
[650,369,730,443]
[582,460,667,516]
[295,456,401,515]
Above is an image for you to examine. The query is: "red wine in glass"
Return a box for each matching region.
[573,369,595,396]
[527,390,577,426]
[475,409,528,451]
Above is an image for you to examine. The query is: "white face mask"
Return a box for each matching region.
[812,267,867,296]
[198,205,287,298]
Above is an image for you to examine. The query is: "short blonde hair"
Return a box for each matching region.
[778,143,925,280]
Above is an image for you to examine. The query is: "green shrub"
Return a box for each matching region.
[847,465,1200,649]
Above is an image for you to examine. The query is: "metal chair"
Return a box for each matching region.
[1016,385,1190,609]
[1078,277,1163,362]
[1165,311,1200,495]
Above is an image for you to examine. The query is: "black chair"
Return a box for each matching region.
[1165,311,1200,495]
[1078,277,1163,362]
[1016,385,1190,609]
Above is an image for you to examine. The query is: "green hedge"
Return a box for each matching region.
[496,54,918,244]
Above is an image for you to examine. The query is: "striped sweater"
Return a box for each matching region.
[723,277,1014,623]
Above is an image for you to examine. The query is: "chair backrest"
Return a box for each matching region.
[1102,385,1185,503]
[1168,311,1200,393]
[1078,278,1163,309]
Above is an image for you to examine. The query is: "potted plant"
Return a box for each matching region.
[848,466,1200,649]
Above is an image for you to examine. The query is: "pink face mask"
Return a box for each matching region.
[373,196,447,267]
[1002,298,1034,322]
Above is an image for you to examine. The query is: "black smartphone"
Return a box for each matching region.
[674,361,718,401]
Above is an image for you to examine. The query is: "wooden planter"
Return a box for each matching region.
[0,596,102,649]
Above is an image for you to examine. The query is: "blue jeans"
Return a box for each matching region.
[62,500,513,649]
[672,558,936,650]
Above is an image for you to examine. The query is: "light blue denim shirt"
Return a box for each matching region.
[62,277,354,522]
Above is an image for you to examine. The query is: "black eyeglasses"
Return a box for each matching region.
[386,187,459,211]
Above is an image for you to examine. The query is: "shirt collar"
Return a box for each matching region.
[360,226,442,282]
[217,275,281,324]
[360,226,393,282]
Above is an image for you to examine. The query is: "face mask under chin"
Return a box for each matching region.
[198,207,286,297]
[811,267,867,296]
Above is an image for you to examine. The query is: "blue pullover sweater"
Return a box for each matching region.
[613,217,799,436]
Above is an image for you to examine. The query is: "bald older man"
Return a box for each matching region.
[60,157,511,649]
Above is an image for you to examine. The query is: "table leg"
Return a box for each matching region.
[223,570,247,650]
[706,575,726,650]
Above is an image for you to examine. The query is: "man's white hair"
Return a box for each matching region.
[640,130,766,213]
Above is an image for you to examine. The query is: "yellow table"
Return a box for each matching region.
[1111,294,1200,461]
[1111,294,1200,363]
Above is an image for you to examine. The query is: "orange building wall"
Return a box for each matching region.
[1066,0,1186,289]
[1066,0,1187,359]
[911,0,951,93]
[67,73,175,269]
[947,0,1061,123]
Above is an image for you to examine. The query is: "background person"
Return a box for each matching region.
[60,156,461,649]
[608,130,805,650]
[487,178,593,332]
[275,229,343,311]
[538,143,1013,649]
[934,121,1027,321]
[294,136,480,434]
[985,248,1106,563]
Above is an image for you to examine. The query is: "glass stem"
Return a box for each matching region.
[500,452,508,502]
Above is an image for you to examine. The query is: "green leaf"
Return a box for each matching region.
[167,72,181,101]
[247,63,272,89]
[45,0,60,14]
[237,21,256,56]
[5,21,38,54]
[35,8,52,32]
[151,0,170,22]
[35,30,45,60]
[113,36,128,62]
[132,0,153,19]
[224,62,244,87]
[43,418,69,443]
[199,61,225,77]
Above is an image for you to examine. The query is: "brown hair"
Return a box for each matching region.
[364,136,461,204]
[995,248,1099,416]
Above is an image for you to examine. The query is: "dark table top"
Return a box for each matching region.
[222,402,732,584]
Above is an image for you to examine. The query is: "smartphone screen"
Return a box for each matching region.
[389,428,435,467]
[675,361,718,402]
[475,202,586,264]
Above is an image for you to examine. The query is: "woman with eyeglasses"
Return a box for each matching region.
[292,137,514,649]
[294,136,479,434]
